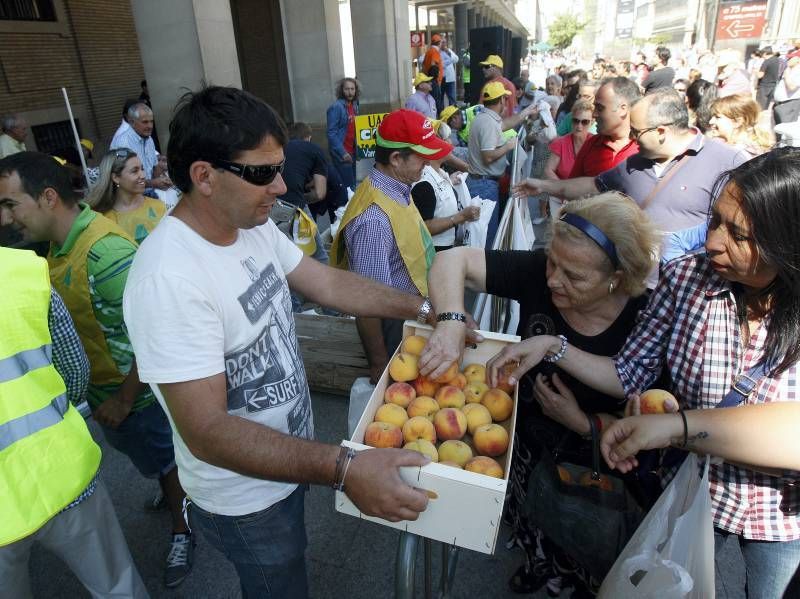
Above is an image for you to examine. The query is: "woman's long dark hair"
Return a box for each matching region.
[556,69,588,120]
[686,79,717,133]
[711,148,800,375]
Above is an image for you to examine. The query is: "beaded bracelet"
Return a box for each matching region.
[543,334,568,363]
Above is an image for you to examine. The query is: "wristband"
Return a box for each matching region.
[678,409,688,448]
[436,312,467,324]
[543,335,568,363]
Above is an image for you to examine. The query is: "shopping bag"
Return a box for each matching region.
[291,208,318,256]
[348,377,375,438]
[598,454,714,599]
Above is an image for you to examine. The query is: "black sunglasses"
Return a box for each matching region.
[572,118,591,126]
[629,122,676,141]
[212,158,285,186]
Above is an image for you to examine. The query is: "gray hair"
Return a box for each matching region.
[2,114,21,132]
[127,103,153,121]
[600,76,641,109]
[546,74,563,87]
[635,88,690,130]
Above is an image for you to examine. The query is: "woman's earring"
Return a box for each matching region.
[608,281,615,294]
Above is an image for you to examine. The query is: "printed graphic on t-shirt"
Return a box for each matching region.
[224,257,313,440]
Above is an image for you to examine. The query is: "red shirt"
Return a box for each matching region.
[342,102,356,156]
[568,134,638,178]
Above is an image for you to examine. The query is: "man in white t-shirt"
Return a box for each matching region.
[123,86,434,598]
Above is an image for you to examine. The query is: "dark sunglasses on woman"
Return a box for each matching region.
[572,118,591,126]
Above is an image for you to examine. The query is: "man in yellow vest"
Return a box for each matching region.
[0,152,193,588]
[0,247,147,597]
[330,109,452,382]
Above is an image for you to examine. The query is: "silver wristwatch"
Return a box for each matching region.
[416,297,433,324]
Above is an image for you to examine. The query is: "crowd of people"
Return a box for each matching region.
[1,34,800,599]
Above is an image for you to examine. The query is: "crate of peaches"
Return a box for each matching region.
[335,322,520,555]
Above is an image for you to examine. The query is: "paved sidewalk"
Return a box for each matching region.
[28,391,745,598]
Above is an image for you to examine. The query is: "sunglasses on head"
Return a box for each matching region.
[572,118,591,126]
[114,149,135,160]
[212,158,285,186]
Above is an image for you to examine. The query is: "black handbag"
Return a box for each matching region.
[523,417,644,580]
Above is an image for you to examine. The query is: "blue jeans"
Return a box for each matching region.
[465,176,500,248]
[443,80,457,106]
[714,527,800,598]
[330,154,356,191]
[191,486,308,599]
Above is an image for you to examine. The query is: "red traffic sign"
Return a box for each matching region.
[411,31,426,47]
[715,1,767,41]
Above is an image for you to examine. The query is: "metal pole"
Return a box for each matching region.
[61,87,89,185]
[395,531,418,599]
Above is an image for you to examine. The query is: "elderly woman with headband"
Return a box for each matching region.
[470,148,800,598]
[86,148,166,245]
[418,192,660,596]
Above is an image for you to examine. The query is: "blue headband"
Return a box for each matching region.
[560,212,620,268]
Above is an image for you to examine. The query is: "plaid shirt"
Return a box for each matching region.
[343,168,419,294]
[615,252,800,541]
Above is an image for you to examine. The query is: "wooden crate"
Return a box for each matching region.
[336,322,520,555]
[294,313,370,396]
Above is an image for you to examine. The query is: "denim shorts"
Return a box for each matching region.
[101,401,176,479]
[190,485,308,598]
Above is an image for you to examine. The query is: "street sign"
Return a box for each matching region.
[715,1,767,41]
[411,31,425,47]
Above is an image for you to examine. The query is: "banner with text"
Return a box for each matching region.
[355,112,389,159]
[715,1,767,41]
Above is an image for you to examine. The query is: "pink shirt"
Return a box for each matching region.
[548,133,595,179]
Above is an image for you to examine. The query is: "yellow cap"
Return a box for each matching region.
[80,138,94,152]
[413,72,433,87]
[480,54,504,69]
[52,156,67,166]
[439,105,459,122]
[482,81,512,102]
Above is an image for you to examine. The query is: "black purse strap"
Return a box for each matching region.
[588,415,601,481]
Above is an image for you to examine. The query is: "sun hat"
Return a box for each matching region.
[482,81,512,102]
[413,72,434,88]
[480,54,504,69]
[439,105,459,122]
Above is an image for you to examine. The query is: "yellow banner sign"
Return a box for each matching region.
[355,112,388,159]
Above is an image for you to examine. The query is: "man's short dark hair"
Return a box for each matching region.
[484,96,503,107]
[0,151,78,206]
[656,46,671,64]
[167,86,288,193]
[374,145,414,166]
[635,88,690,130]
[761,46,773,55]
[601,76,642,108]
[288,122,312,140]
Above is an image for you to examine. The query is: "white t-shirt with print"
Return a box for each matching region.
[123,215,312,516]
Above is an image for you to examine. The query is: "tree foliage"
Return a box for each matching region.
[547,14,586,50]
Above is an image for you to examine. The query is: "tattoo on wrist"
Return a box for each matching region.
[684,431,709,447]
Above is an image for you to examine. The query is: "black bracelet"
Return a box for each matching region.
[436,312,467,323]
[678,409,688,448]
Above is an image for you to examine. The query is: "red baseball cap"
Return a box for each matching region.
[376,109,452,161]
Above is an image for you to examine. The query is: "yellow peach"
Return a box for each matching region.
[435,385,466,409]
[463,381,489,404]
[406,396,440,421]
[481,388,514,422]
[464,456,504,478]
[363,421,403,448]
[433,361,459,384]
[402,416,437,444]
[439,460,463,469]
[462,363,486,384]
[389,352,419,382]
[462,403,493,435]
[374,403,409,429]
[384,382,416,408]
[401,335,428,356]
[640,389,678,414]
[403,439,439,462]
[472,423,510,457]
[433,407,467,441]
[438,440,473,467]
[412,374,440,398]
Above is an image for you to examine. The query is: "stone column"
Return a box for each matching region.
[467,7,476,31]
[281,0,345,125]
[454,3,468,52]
[349,0,411,113]
[130,0,242,149]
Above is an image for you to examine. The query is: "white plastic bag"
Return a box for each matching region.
[348,377,375,438]
[452,174,492,250]
[599,454,714,599]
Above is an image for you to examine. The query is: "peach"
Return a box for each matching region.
[438,440,473,467]
[433,361,459,384]
[389,352,419,382]
[496,362,517,393]
[412,374,440,398]
[439,460,463,469]
[640,389,677,414]
[449,372,467,389]
[472,423,510,457]
[557,465,573,484]
[404,439,439,462]
[384,382,416,408]
[406,396,439,420]
[481,388,514,422]
[374,403,409,429]
[462,403,493,435]
[462,363,486,384]
[402,416,437,444]
[464,456,504,478]
[464,381,489,404]
[401,335,428,356]
[435,385,466,409]
[579,471,614,491]
[363,421,403,448]
[433,407,467,441]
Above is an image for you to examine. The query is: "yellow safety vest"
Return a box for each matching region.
[330,178,434,296]
[47,211,135,388]
[0,248,101,546]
